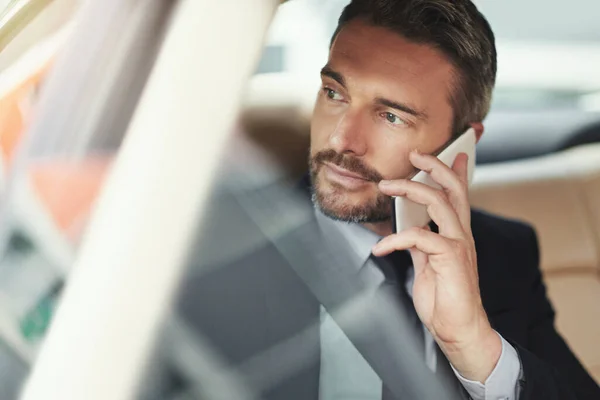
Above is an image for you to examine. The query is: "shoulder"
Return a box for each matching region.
[471,208,535,240]
[470,208,541,290]
[470,208,538,258]
[471,210,544,323]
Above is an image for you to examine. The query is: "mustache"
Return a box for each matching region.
[312,149,383,182]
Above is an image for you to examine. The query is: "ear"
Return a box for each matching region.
[470,122,484,143]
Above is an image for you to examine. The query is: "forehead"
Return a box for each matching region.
[329,19,456,111]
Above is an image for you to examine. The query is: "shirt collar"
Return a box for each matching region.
[315,208,382,271]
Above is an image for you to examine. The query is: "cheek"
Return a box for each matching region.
[309,121,325,156]
[378,151,415,180]
[369,134,417,180]
[310,102,338,151]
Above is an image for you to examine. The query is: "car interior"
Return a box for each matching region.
[0,0,599,398]
[239,72,600,383]
[229,1,600,385]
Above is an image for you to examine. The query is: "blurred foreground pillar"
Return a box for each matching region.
[21,0,279,399]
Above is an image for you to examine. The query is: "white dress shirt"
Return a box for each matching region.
[315,210,522,400]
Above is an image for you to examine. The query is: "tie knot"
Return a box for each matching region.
[371,250,412,285]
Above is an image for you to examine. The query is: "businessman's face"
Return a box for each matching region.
[310,19,456,223]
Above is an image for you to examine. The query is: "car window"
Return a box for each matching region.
[258,0,600,112]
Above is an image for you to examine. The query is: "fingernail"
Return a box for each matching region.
[379,180,391,186]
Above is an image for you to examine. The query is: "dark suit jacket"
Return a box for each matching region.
[162,180,600,400]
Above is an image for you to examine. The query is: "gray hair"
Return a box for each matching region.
[331,0,497,136]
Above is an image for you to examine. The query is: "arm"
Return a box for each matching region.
[374,150,599,399]
[515,227,600,400]
[452,226,600,400]
[453,333,522,400]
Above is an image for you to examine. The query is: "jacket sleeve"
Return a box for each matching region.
[515,227,600,399]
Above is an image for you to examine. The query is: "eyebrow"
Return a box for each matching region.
[375,97,428,121]
[320,65,428,121]
[320,65,346,88]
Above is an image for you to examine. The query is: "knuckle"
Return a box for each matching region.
[433,190,449,205]
[451,240,470,259]
[447,238,459,250]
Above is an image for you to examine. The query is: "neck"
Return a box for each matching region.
[362,221,393,237]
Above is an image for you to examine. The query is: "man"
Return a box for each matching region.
[166,0,600,399]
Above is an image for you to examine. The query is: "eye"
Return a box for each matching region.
[381,112,407,126]
[323,87,344,101]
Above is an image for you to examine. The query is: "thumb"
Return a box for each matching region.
[409,224,429,273]
[409,247,427,274]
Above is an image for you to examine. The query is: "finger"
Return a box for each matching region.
[372,227,452,257]
[409,247,428,274]
[451,152,471,228]
[451,152,469,186]
[409,150,467,197]
[409,151,471,229]
[379,179,464,239]
[409,226,429,273]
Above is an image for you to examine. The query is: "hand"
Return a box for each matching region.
[372,150,501,383]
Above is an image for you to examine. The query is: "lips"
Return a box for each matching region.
[323,162,369,181]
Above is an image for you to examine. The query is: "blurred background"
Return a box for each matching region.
[0,0,597,398]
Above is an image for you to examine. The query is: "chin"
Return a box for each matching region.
[311,173,391,223]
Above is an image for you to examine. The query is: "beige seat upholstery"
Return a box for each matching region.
[470,146,600,383]
[240,73,600,384]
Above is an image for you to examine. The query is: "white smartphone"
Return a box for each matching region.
[392,127,477,233]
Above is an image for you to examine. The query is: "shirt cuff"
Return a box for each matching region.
[451,332,522,400]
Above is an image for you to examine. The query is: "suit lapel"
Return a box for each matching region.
[253,243,321,400]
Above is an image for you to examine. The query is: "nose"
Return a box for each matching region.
[328,109,368,156]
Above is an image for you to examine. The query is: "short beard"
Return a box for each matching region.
[310,189,391,223]
[309,150,391,223]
